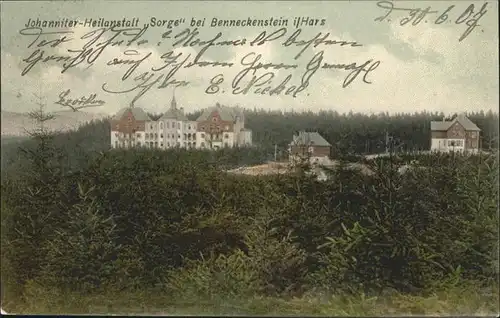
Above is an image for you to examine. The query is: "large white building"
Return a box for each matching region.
[110,97,252,150]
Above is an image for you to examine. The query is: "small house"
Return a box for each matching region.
[288,131,332,165]
[430,114,480,153]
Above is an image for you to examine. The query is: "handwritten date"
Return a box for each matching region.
[375,1,488,42]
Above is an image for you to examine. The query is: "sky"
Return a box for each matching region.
[1,0,498,115]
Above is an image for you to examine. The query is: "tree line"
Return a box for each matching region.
[2,109,498,175]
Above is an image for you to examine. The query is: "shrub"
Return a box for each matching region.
[36,183,123,293]
[165,249,260,300]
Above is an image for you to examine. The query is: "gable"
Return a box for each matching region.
[447,121,465,138]
[112,107,151,121]
[448,121,464,132]
[290,132,331,147]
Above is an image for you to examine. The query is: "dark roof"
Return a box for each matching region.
[160,108,188,121]
[112,107,151,121]
[290,131,331,147]
[196,103,244,122]
[430,114,480,131]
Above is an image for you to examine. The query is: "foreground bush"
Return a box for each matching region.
[1,127,498,310]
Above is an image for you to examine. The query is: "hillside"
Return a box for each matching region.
[0,110,109,136]
[2,142,498,314]
[1,107,498,315]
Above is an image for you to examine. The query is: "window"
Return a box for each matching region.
[201,142,205,147]
[225,125,229,130]
[167,142,170,147]
[160,122,163,129]
[471,131,477,138]
[308,146,314,153]
[224,134,229,139]
[212,117,217,122]
[177,123,180,129]
[155,142,158,147]
[115,141,118,147]
[448,140,464,147]
[160,134,163,138]
[136,133,141,138]
[224,142,228,147]
[178,134,181,139]
[150,125,153,129]
[137,142,141,147]
[201,133,205,138]
[155,133,158,139]
[188,125,191,130]
[160,143,163,147]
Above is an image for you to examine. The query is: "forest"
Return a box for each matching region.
[1,107,499,315]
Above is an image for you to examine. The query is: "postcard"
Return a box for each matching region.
[1,0,498,316]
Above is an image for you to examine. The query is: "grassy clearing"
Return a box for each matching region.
[3,284,498,316]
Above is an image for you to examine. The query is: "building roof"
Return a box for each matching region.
[290,131,331,147]
[159,95,188,121]
[160,108,188,121]
[430,114,480,131]
[112,107,151,121]
[196,103,244,122]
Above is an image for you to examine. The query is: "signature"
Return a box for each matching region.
[55,89,106,111]
[374,1,488,42]
[204,50,380,96]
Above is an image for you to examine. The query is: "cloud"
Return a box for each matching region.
[302,21,498,114]
[1,7,498,116]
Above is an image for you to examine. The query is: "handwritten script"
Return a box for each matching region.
[55,89,106,111]
[375,1,489,42]
[16,22,385,105]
